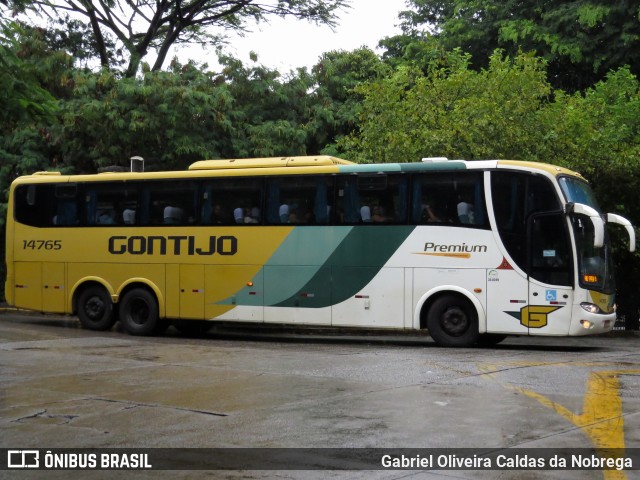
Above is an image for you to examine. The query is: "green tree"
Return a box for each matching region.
[309,47,390,156]
[4,0,349,77]
[217,54,314,158]
[341,49,552,163]
[56,61,235,172]
[0,22,62,225]
[391,0,640,91]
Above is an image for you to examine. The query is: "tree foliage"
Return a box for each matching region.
[0,22,61,226]
[4,0,349,77]
[391,0,640,91]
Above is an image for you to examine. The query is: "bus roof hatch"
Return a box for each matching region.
[188,155,354,171]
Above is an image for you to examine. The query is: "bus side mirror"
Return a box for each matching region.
[606,213,636,252]
[565,202,605,249]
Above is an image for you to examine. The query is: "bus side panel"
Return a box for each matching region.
[42,262,66,313]
[13,262,42,312]
[179,264,204,320]
[206,265,263,322]
[166,264,180,318]
[485,268,530,335]
[331,267,404,328]
[264,265,331,325]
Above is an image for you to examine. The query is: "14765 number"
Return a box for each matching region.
[22,240,62,250]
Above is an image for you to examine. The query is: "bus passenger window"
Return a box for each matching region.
[266,176,333,225]
[337,174,407,225]
[85,183,138,226]
[201,178,262,226]
[53,185,79,226]
[141,181,196,226]
[14,184,55,227]
[411,172,486,227]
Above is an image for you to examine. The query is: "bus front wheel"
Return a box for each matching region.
[119,288,159,336]
[77,286,116,331]
[426,294,479,347]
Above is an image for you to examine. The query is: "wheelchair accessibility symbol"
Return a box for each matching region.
[545,290,557,302]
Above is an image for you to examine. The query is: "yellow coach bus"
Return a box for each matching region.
[4,156,635,347]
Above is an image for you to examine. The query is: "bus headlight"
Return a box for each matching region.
[580,320,594,329]
[580,302,602,314]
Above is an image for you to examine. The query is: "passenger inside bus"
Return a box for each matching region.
[163,205,184,224]
[123,208,136,225]
[457,193,475,224]
[96,208,116,224]
[372,205,389,222]
[360,206,372,223]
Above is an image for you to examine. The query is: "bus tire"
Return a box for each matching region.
[427,294,479,347]
[119,288,159,336]
[77,286,116,331]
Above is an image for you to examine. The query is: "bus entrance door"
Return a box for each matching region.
[527,212,574,335]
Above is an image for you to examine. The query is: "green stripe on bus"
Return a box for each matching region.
[261,227,352,305]
[215,227,352,307]
[272,226,415,308]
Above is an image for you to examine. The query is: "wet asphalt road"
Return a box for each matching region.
[0,310,639,479]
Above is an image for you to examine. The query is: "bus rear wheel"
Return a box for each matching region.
[427,294,479,347]
[77,286,116,331]
[119,288,159,336]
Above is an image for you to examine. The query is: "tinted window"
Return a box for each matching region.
[85,183,139,225]
[200,178,263,225]
[411,172,487,227]
[336,174,408,224]
[139,181,198,226]
[266,176,334,225]
[491,171,564,275]
[14,184,81,227]
[530,213,572,286]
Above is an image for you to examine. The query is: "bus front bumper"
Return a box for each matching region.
[569,307,616,336]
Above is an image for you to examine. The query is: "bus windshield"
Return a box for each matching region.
[558,176,601,212]
[558,177,614,293]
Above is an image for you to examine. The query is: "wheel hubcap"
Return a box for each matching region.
[130,298,150,325]
[441,306,469,336]
[85,296,105,320]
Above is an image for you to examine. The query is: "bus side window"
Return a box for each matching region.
[141,181,197,226]
[53,185,79,226]
[411,172,486,227]
[336,174,408,225]
[200,178,262,226]
[14,184,54,227]
[492,171,562,274]
[266,176,333,225]
[336,177,360,224]
[85,183,138,226]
